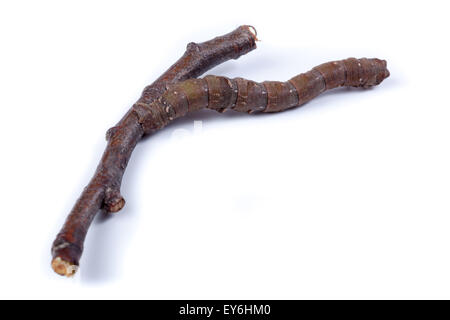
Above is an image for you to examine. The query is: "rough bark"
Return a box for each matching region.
[51,26,258,276]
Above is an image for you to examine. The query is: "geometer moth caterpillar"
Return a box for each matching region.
[134,58,389,134]
[51,24,389,278]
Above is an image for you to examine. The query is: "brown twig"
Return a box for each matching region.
[51,26,258,276]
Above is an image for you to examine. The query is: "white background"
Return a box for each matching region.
[1,0,449,299]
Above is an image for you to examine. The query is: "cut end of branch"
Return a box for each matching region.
[245,25,259,41]
[51,257,79,277]
[382,60,390,79]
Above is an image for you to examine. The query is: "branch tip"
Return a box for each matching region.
[246,25,258,41]
[51,257,78,277]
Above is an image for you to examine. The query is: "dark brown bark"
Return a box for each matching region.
[134,58,390,133]
[51,26,258,276]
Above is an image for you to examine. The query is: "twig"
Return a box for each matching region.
[51,26,258,276]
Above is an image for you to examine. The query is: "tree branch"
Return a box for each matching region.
[51,26,258,277]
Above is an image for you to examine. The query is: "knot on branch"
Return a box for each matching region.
[105,126,120,141]
[104,187,125,213]
[187,42,201,52]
